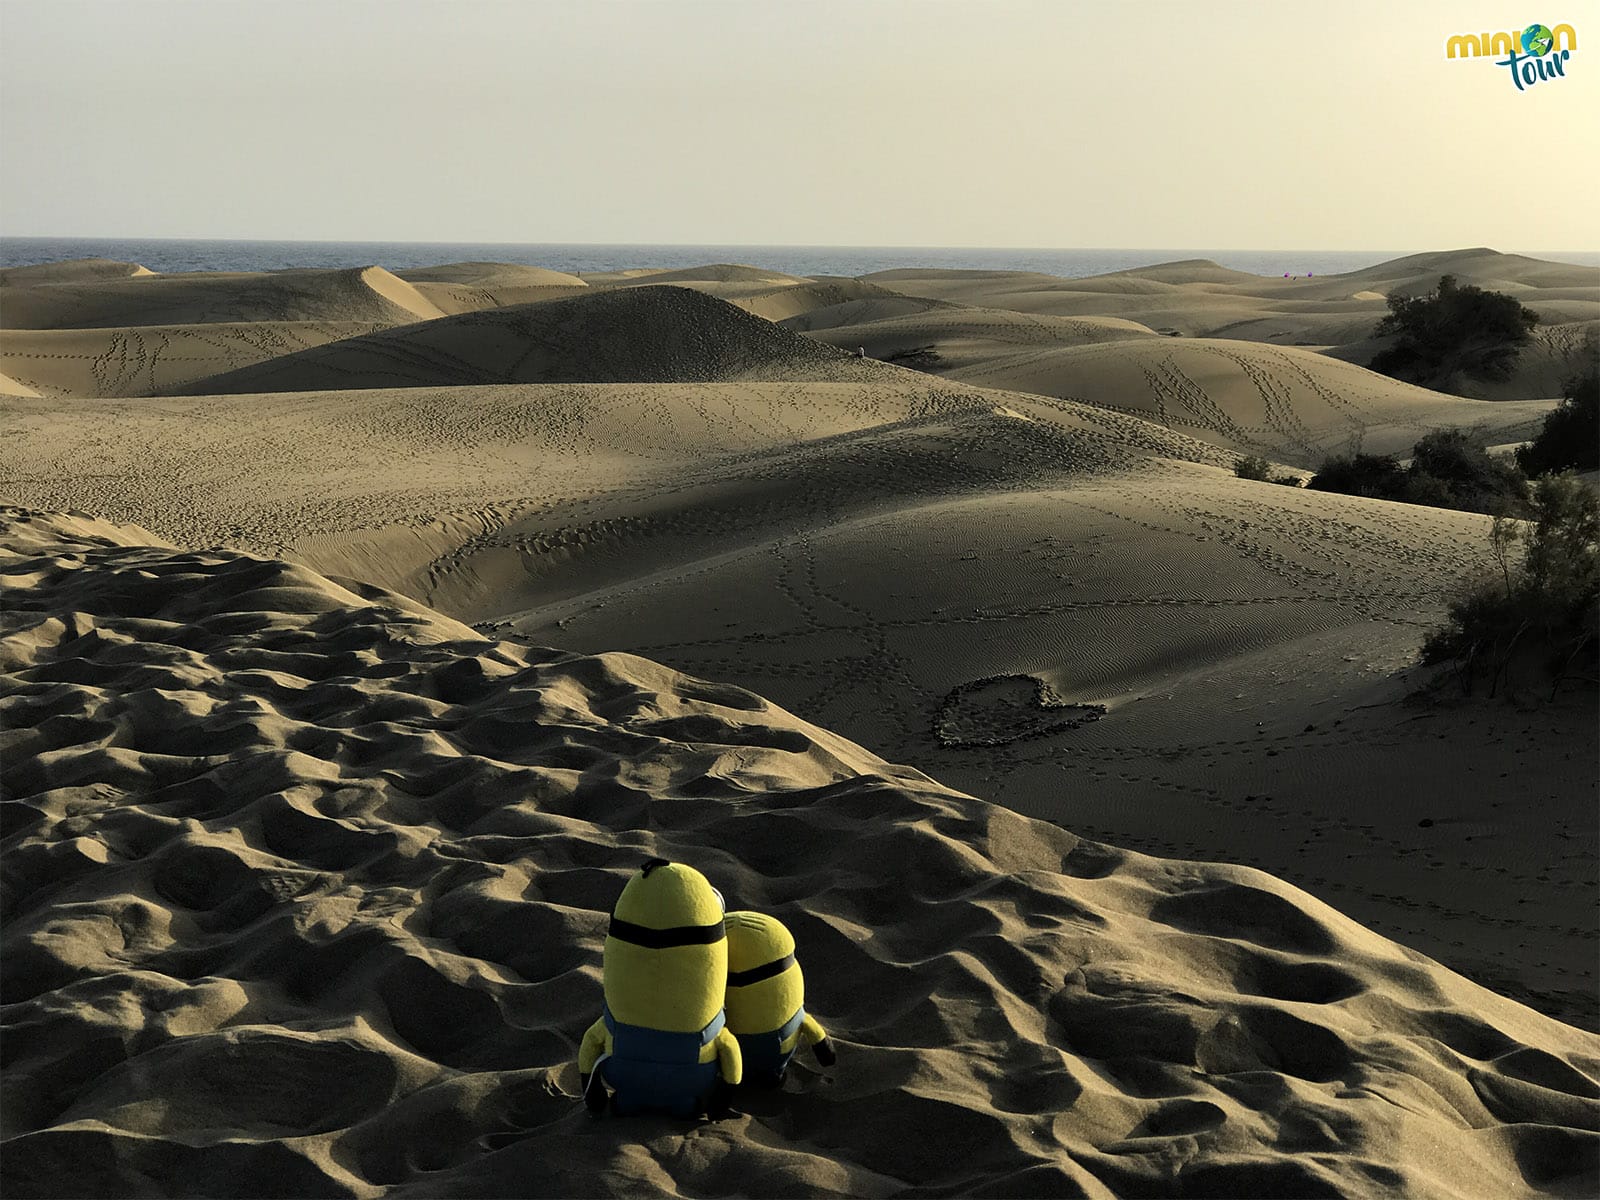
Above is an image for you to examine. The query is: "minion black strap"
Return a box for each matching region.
[608,916,725,948]
[728,953,795,988]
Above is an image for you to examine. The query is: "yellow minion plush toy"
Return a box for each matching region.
[723,910,835,1087]
[578,858,742,1118]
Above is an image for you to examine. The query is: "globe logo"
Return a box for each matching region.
[1521,23,1554,56]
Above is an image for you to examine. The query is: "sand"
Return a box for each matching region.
[0,265,444,331]
[0,322,387,399]
[862,251,1599,402]
[389,263,592,318]
[0,257,155,286]
[169,288,899,395]
[4,507,1597,1199]
[0,371,41,398]
[2,249,1597,1197]
[394,262,588,288]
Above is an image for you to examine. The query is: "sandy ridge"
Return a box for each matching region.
[172,287,898,395]
[3,507,1597,1198]
[0,266,443,331]
[0,322,387,399]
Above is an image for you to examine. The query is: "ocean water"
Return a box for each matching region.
[5,237,1596,280]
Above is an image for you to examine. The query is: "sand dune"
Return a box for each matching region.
[0,266,444,330]
[2,336,1588,1031]
[4,507,1596,1199]
[794,297,1558,463]
[570,266,971,330]
[0,374,1230,578]
[720,279,944,325]
[860,269,1392,343]
[1326,321,1600,403]
[0,257,155,286]
[931,336,1555,462]
[0,375,1226,573]
[772,256,1589,454]
[390,263,593,317]
[174,287,898,394]
[857,252,1600,382]
[800,304,1160,363]
[582,272,932,328]
[815,250,1596,406]
[578,267,670,284]
[604,262,809,285]
[479,457,1597,1029]
[0,371,40,398]
[1337,247,1600,294]
[394,262,588,287]
[0,321,385,399]
[395,399,1239,623]
[2,249,1597,1197]
[405,283,591,318]
[1098,258,1270,285]
[779,290,956,333]
[1,243,1594,1089]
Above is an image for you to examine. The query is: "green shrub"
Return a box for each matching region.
[1423,473,1599,697]
[1235,455,1304,487]
[1407,428,1528,515]
[1234,455,1272,481]
[1403,471,1457,509]
[1522,472,1600,612]
[1308,452,1409,500]
[1310,432,1529,516]
[1517,365,1599,476]
[1369,274,1539,391]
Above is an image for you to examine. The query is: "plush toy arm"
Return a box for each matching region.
[579,1018,613,1114]
[714,1026,743,1085]
[800,1014,836,1066]
[578,1017,609,1076]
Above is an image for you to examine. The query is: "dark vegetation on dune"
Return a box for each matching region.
[1238,423,1597,702]
[1232,456,1303,487]
[1271,357,1600,700]
[1424,473,1600,699]
[1368,274,1540,393]
[1309,429,1530,517]
[1518,365,1600,477]
[1308,363,1598,523]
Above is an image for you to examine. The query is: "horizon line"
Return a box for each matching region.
[0,234,1507,255]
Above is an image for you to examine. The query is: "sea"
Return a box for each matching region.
[4,237,1597,279]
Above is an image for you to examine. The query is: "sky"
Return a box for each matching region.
[1,0,1596,251]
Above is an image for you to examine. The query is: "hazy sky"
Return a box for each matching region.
[1,0,1595,250]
